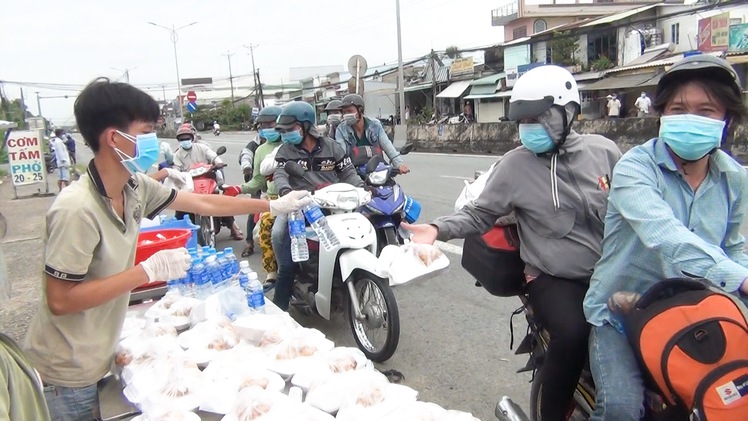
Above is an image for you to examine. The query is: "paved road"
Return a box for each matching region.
[71,131,748,420]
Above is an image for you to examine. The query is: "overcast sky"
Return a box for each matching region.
[1,0,503,125]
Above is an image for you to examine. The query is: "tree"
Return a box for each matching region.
[548,31,579,67]
[445,45,462,59]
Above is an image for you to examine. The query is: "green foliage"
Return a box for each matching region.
[549,31,579,67]
[591,55,615,71]
[190,101,252,130]
[445,46,462,59]
[412,106,435,124]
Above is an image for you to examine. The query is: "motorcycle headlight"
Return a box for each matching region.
[336,191,361,210]
[367,169,389,186]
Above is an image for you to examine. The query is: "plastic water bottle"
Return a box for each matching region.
[204,255,223,289]
[303,202,339,251]
[195,245,203,259]
[216,252,230,281]
[247,271,266,314]
[224,247,239,277]
[166,278,181,295]
[288,210,309,262]
[238,260,251,291]
[191,258,211,299]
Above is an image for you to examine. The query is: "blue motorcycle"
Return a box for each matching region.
[355,144,421,255]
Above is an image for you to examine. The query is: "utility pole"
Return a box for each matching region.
[19,88,27,127]
[244,44,260,107]
[161,85,167,102]
[395,0,406,125]
[430,50,438,119]
[256,69,265,108]
[36,91,42,118]
[148,21,198,120]
[222,51,236,105]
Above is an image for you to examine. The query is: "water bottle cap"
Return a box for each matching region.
[217,252,224,258]
[225,247,233,253]
[240,260,250,268]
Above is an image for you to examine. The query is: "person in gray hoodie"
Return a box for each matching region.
[405,65,622,421]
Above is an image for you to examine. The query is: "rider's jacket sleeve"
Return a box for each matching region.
[368,118,404,168]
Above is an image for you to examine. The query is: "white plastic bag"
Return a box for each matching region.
[163,171,194,192]
[454,161,499,212]
[378,243,450,286]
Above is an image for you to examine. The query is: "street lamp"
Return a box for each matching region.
[147,21,198,120]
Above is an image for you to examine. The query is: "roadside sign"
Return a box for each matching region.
[4,129,49,196]
[347,55,368,77]
[186,91,197,102]
[252,107,259,117]
[186,102,197,113]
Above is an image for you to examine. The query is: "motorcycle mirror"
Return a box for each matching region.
[399,143,414,155]
[284,161,306,178]
[365,155,383,174]
[216,146,227,155]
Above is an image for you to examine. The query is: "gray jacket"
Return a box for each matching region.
[274,135,363,195]
[336,117,404,167]
[433,131,622,280]
[239,136,263,171]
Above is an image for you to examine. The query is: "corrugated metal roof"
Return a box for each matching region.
[470,72,506,86]
[465,91,512,100]
[404,83,432,93]
[469,84,498,96]
[581,72,662,91]
[579,4,659,27]
[625,46,671,66]
[423,66,450,84]
[606,51,724,74]
[574,71,603,82]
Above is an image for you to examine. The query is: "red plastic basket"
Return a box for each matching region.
[133,229,191,290]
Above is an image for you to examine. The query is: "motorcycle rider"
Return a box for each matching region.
[583,55,748,421]
[171,125,244,241]
[236,108,280,257]
[224,105,284,279]
[213,120,221,135]
[404,65,622,421]
[271,101,363,311]
[336,94,410,174]
[324,100,343,139]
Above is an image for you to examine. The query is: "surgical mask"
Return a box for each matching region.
[280,129,303,145]
[259,128,281,143]
[518,124,555,154]
[343,113,358,126]
[659,114,725,161]
[179,140,193,150]
[327,114,341,124]
[115,131,160,174]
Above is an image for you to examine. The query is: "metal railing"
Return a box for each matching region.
[491,0,519,19]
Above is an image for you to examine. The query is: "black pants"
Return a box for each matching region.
[526,273,590,421]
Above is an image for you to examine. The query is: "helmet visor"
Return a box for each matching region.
[276,114,299,130]
[508,96,555,122]
[256,114,278,123]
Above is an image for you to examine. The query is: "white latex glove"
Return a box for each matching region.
[165,168,188,187]
[139,248,191,284]
[269,190,314,216]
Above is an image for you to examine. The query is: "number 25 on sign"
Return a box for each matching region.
[5,130,46,187]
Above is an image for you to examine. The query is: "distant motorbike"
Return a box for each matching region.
[44,152,56,174]
[283,161,401,362]
[182,146,228,247]
[213,127,221,136]
[355,144,420,255]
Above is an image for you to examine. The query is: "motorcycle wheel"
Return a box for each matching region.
[529,366,592,421]
[197,215,215,247]
[347,273,400,363]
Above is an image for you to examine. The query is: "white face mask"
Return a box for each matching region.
[343,113,358,125]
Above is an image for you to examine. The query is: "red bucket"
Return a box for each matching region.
[134,229,191,290]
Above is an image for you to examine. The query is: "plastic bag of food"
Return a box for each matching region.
[306,369,416,414]
[232,313,299,345]
[131,409,200,421]
[378,243,450,286]
[120,312,147,340]
[133,362,204,413]
[220,388,288,421]
[145,296,202,330]
[291,347,373,391]
[117,335,186,383]
[263,329,334,379]
[200,366,286,414]
[333,381,420,421]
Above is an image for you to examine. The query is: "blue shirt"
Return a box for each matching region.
[584,138,748,326]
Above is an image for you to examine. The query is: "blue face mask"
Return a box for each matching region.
[115,131,160,174]
[260,128,281,143]
[518,124,555,154]
[659,114,726,161]
[281,129,303,145]
[179,140,193,150]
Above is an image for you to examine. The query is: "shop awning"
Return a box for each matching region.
[436,80,472,98]
[468,84,498,96]
[727,54,748,65]
[470,72,506,86]
[465,91,513,100]
[580,72,662,91]
[404,83,432,93]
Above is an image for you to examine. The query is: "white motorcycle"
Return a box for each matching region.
[283,161,401,362]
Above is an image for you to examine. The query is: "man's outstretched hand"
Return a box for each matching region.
[401,223,438,245]
[222,185,242,197]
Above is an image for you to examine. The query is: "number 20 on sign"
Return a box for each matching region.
[6,130,46,187]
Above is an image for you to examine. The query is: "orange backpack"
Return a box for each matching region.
[624,279,748,420]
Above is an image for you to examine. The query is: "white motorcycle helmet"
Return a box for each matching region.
[508,65,580,144]
[509,65,579,120]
